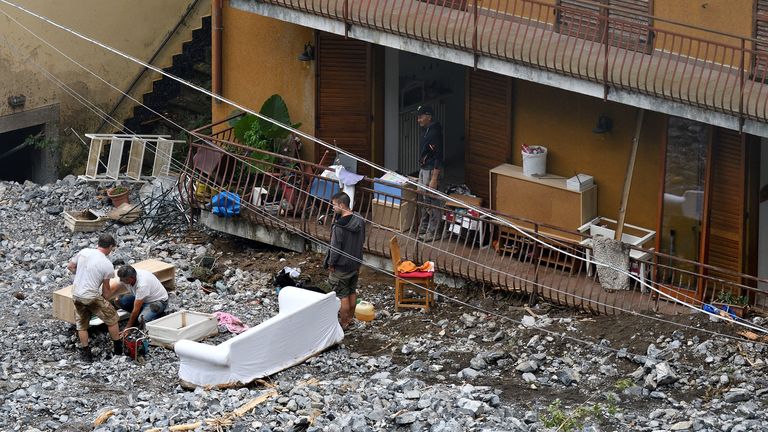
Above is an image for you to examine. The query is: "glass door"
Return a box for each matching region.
[656,117,710,291]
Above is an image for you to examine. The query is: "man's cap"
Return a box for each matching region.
[416,105,434,116]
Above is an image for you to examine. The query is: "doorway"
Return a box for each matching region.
[0,124,45,183]
[384,49,466,186]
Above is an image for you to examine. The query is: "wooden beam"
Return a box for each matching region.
[615,108,645,240]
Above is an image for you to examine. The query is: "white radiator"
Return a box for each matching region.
[398,102,446,176]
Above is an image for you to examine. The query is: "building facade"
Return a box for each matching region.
[205,0,768,302]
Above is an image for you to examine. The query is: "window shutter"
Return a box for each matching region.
[704,128,745,284]
[608,0,652,52]
[316,33,372,175]
[755,0,768,78]
[556,0,606,42]
[465,69,513,204]
[556,0,651,52]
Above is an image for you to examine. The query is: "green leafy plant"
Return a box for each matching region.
[108,186,128,196]
[232,95,301,173]
[715,290,749,306]
[614,378,633,391]
[539,399,613,431]
[23,133,57,151]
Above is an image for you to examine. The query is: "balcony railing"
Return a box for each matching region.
[181,119,768,316]
[258,0,768,124]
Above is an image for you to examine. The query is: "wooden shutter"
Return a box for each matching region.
[607,0,652,52]
[557,0,651,51]
[315,33,372,175]
[703,128,745,283]
[418,0,467,11]
[465,70,513,204]
[556,0,605,42]
[755,0,768,79]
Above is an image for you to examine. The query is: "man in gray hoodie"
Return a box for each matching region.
[323,192,366,330]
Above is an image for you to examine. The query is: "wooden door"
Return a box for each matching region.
[702,128,746,285]
[315,33,372,176]
[465,69,513,204]
[755,0,768,78]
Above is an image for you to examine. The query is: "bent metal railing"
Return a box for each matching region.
[259,0,768,124]
[181,124,768,316]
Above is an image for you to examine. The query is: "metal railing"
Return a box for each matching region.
[260,0,768,124]
[181,121,768,315]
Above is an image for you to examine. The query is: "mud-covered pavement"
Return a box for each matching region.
[1,178,767,432]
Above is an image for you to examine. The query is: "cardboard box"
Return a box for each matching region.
[52,259,176,323]
[372,199,416,232]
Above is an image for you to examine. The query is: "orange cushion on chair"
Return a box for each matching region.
[397,271,434,279]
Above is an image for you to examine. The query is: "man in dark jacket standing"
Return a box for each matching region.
[324,192,366,330]
[415,105,444,241]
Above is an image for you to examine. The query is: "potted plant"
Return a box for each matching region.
[712,290,750,318]
[107,186,130,207]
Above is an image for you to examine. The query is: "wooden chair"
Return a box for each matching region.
[390,236,436,311]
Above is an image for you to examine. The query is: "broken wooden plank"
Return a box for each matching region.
[232,389,278,417]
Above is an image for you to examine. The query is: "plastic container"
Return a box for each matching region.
[355,301,375,322]
[522,146,547,177]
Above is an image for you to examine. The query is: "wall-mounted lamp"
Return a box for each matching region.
[7,95,26,108]
[298,43,315,62]
[592,114,613,134]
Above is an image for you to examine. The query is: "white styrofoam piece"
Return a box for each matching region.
[126,138,146,180]
[90,309,129,326]
[152,138,173,177]
[174,287,344,387]
[106,137,125,180]
[147,310,218,347]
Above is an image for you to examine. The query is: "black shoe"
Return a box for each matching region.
[80,347,93,363]
[113,339,124,356]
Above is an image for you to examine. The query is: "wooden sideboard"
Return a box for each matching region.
[489,164,597,241]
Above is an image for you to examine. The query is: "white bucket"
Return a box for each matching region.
[522,146,547,177]
[251,187,268,206]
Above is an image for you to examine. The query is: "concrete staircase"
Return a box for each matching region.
[121,14,211,141]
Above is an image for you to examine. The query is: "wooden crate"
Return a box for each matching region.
[145,310,218,348]
[62,210,107,233]
[52,259,176,323]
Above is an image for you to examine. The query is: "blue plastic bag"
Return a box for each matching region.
[702,303,737,320]
[211,191,241,217]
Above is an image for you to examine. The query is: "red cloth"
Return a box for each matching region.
[397,271,434,279]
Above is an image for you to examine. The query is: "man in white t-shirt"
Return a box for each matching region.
[115,265,169,330]
[66,234,123,362]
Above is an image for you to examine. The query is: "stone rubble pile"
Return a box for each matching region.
[0,178,767,431]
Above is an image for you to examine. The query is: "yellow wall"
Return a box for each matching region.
[0,0,209,174]
[212,5,315,159]
[512,80,663,230]
[653,0,754,65]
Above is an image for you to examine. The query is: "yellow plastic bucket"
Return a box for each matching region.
[355,301,375,322]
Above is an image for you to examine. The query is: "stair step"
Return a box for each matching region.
[167,98,210,115]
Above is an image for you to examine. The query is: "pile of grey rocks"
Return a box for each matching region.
[0,178,767,431]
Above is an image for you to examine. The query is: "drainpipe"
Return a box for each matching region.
[96,0,202,133]
[212,0,222,104]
